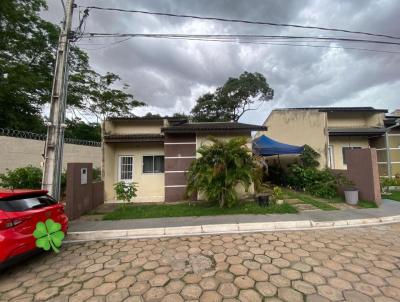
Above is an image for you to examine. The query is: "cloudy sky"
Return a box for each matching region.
[42,0,400,124]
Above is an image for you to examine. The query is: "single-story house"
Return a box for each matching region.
[256,107,399,175]
[103,116,267,202]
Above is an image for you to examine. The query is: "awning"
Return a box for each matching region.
[253,135,304,156]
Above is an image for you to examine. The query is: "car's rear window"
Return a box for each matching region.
[0,195,57,212]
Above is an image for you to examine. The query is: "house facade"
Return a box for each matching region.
[257,107,392,173]
[103,117,266,203]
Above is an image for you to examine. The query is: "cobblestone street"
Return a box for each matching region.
[1,224,400,301]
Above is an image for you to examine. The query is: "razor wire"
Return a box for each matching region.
[0,128,101,147]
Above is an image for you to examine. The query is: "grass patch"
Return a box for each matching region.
[357,200,378,208]
[284,189,338,211]
[383,191,400,202]
[103,201,298,220]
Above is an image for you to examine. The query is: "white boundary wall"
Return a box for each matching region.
[0,136,101,173]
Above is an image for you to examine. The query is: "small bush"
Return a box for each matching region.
[0,166,43,189]
[114,181,138,209]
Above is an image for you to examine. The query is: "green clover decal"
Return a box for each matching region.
[33,219,65,253]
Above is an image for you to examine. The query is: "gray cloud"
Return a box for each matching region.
[42,0,400,123]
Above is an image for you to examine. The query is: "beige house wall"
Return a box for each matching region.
[0,136,101,174]
[104,120,163,134]
[104,142,165,203]
[328,136,370,170]
[326,112,385,128]
[259,110,328,168]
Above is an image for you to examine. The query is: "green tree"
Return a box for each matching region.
[64,119,101,141]
[186,137,255,208]
[114,182,138,209]
[0,0,145,131]
[191,72,274,122]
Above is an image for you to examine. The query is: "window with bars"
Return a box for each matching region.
[143,156,164,173]
[119,156,133,181]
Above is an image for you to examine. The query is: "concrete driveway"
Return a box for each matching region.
[1,224,400,301]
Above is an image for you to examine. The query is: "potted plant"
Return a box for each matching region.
[272,186,284,205]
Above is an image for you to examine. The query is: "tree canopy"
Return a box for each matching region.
[191,72,274,122]
[0,0,145,137]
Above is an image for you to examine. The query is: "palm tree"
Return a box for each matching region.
[186,137,255,208]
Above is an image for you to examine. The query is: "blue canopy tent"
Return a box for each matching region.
[253,135,304,156]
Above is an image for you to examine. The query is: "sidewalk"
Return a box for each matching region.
[67,199,400,241]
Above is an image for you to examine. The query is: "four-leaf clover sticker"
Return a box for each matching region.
[33,219,65,253]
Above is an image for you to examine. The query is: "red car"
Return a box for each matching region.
[0,189,68,267]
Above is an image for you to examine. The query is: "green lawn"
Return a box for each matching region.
[283,189,338,211]
[358,200,378,208]
[383,191,400,202]
[103,201,298,220]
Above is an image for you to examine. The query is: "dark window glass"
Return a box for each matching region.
[0,195,57,212]
[143,156,164,173]
[143,156,154,173]
[154,156,165,173]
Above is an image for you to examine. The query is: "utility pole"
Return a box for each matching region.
[42,0,75,199]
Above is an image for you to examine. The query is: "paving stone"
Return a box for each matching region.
[101,288,127,302]
[238,289,262,302]
[165,280,185,293]
[317,285,344,301]
[380,286,400,299]
[278,287,303,302]
[261,264,280,275]
[94,283,116,296]
[234,276,255,289]
[303,272,326,285]
[181,284,202,300]
[199,277,219,290]
[354,282,381,296]
[293,280,316,295]
[200,291,222,302]
[144,287,167,302]
[270,275,291,288]
[229,264,248,276]
[34,287,59,301]
[361,274,387,287]
[328,277,352,290]
[306,294,330,302]
[149,274,170,287]
[70,289,93,302]
[292,262,312,273]
[255,281,277,296]
[248,269,268,281]
[218,283,239,298]
[281,268,301,280]
[343,290,373,302]
[161,294,183,302]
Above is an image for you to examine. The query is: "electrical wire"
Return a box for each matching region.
[83,6,400,41]
[80,33,400,47]
[77,35,400,54]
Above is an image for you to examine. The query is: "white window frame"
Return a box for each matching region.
[328,145,335,169]
[118,155,134,182]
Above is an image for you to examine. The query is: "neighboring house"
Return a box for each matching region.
[370,111,400,177]
[257,107,389,172]
[103,116,266,202]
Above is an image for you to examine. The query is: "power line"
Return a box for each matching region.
[77,34,400,54]
[83,6,400,41]
[80,33,400,46]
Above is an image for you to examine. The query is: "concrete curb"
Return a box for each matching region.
[65,215,400,243]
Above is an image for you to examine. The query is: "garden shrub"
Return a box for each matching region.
[186,137,255,208]
[0,166,42,189]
